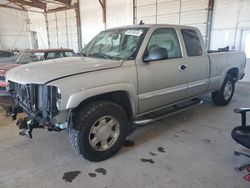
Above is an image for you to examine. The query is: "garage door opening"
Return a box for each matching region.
[241,30,250,82]
[244,33,250,58]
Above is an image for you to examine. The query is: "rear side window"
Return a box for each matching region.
[181,29,202,56]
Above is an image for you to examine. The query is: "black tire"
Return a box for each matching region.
[212,74,235,106]
[69,101,128,161]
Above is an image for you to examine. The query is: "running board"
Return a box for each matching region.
[133,98,203,125]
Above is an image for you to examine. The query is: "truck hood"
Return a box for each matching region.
[0,63,19,76]
[6,57,123,85]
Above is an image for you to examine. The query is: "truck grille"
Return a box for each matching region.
[9,81,59,121]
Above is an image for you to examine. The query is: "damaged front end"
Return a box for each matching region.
[8,81,69,138]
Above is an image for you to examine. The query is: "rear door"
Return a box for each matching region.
[180,28,210,97]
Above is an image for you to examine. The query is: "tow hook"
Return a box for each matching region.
[16,118,39,139]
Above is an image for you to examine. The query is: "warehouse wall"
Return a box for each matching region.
[28,11,48,49]
[46,9,79,52]
[0,7,31,50]
[79,0,133,45]
[135,0,209,38]
[210,0,250,82]
[210,0,250,51]
[106,0,133,28]
[79,0,104,45]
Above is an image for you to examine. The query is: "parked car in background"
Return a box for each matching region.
[0,50,18,65]
[0,48,75,96]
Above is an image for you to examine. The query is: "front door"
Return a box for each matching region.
[137,28,188,114]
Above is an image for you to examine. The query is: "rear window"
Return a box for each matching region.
[46,52,62,59]
[181,29,203,57]
[63,51,75,57]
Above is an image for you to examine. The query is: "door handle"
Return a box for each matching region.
[179,64,188,71]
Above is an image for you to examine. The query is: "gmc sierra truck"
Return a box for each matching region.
[6,24,246,161]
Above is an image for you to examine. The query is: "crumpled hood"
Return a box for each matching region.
[6,57,122,85]
[0,63,19,76]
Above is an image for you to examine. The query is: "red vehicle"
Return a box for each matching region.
[0,48,75,96]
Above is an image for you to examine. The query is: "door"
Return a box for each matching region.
[137,28,188,114]
[181,29,210,97]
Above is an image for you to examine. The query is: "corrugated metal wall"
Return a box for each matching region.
[28,11,48,49]
[79,0,133,45]
[135,0,209,38]
[0,7,31,50]
[47,9,79,52]
[106,0,133,28]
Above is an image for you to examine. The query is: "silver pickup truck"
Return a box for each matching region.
[6,24,246,161]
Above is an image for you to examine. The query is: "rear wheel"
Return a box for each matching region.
[69,101,128,161]
[212,74,235,106]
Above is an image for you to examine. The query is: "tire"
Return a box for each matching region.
[69,101,128,161]
[212,74,235,106]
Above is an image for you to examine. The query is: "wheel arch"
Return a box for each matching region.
[66,84,138,119]
[226,67,239,81]
[219,66,239,89]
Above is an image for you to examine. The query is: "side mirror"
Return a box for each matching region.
[143,47,168,62]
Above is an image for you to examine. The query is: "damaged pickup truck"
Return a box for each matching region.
[6,24,246,161]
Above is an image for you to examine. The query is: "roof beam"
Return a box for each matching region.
[53,0,71,5]
[46,4,75,13]
[9,0,46,10]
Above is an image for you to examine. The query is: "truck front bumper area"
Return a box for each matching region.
[12,100,69,138]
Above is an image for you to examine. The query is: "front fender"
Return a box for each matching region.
[66,83,138,116]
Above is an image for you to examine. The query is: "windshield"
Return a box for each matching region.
[81,27,148,60]
[15,51,44,64]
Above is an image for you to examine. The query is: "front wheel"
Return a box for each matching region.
[212,74,235,106]
[69,101,128,161]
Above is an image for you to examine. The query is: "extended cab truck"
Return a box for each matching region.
[6,24,246,161]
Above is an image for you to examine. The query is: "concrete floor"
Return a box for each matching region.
[0,83,250,188]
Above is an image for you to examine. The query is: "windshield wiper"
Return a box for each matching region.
[89,52,113,59]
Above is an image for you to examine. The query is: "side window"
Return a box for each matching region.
[46,52,62,59]
[181,29,203,56]
[146,28,182,59]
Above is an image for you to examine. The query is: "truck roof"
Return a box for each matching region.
[105,24,198,31]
